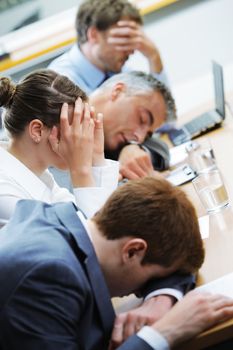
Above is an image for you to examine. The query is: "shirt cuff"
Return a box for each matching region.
[144,288,183,302]
[73,187,115,218]
[128,140,151,156]
[137,326,170,350]
[92,159,119,187]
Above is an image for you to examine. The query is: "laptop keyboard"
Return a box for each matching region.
[168,128,190,146]
[168,111,223,146]
[184,113,218,135]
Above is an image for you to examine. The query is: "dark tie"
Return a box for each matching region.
[97,73,110,87]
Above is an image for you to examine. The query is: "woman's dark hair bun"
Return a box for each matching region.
[0,77,16,108]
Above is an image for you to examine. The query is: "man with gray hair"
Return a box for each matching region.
[91,71,175,179]
[51,71,176,187]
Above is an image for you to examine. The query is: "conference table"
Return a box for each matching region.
[171,95,233,349]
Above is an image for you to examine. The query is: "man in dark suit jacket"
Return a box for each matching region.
[0,177,232,349]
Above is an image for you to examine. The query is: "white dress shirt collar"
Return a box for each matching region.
[0,147,54,201]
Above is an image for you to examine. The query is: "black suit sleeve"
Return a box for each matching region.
[138,273,196,299]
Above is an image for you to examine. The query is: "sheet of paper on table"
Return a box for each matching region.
[196,272,233,298]
[169,141,192,167]
[198,215,209,239]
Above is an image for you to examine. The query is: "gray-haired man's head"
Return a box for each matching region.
[90,71,176,151]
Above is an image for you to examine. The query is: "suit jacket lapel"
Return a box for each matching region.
[85,254,115,331]
[54,202,115,334]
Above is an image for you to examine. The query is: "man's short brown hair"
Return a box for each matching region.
[93,177,204,274]
[76,0,142,45]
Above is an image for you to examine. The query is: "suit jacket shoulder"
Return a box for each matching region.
[0,200,115,349]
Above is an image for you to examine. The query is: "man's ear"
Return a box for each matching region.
[122,238,147,264]
[28,119,44,144]
[111,83,126,101]
[87,26,99,44]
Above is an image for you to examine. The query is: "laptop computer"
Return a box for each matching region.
[168,61,225,146]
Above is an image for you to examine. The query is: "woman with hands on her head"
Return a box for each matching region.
[0,69,119,227]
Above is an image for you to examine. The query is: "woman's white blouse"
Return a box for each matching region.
[0,147,119,228]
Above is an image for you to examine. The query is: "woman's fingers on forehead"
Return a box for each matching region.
[71,98,84,125]
[61,102,68,116]
[74,97,84,113]
[68,98,93,126]
[60,103,69,128]
[83,104,92,128]
[84,102,91,113]
[90,105,95,119]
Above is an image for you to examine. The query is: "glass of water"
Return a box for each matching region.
[186,138,216,174]
[192,169,229,213]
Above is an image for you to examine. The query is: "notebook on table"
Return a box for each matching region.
[168,61,225,146]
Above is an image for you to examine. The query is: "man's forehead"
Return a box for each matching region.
[106,18,142,32]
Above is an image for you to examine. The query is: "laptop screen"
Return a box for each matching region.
[212,60,225,119]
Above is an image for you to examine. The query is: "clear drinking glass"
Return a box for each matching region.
[192,169,229,213]
[186,138,216,174]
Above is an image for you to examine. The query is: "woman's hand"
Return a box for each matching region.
[91,107,105,166]
[49,98,95,187]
